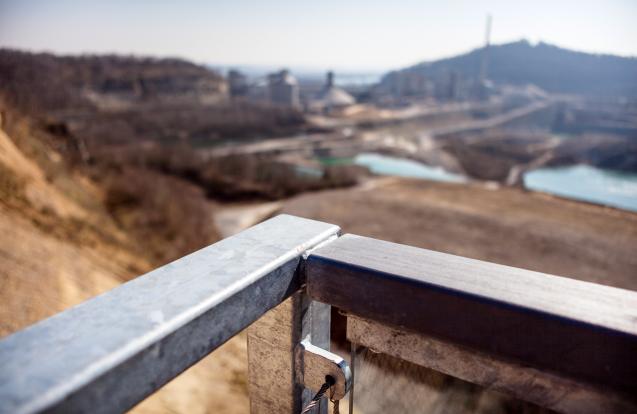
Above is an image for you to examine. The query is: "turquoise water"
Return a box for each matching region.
[352,153,637,213]
[524,165,637,212]
[353,153,466,183]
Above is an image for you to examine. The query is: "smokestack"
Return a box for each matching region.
[479,14,492,84]
[326,71,334,88]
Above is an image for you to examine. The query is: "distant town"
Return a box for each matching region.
[221,37,637,138]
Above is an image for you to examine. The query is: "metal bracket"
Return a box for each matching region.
[297,338,352,400]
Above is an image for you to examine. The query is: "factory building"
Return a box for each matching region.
[308,71,356,114]
[387,72,431,98]
[267,70,300,108]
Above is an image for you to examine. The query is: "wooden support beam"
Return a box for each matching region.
[307,234,637,398]
[348,315,637,414]
[247,294,331,414]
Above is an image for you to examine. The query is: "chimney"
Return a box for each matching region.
[326,71,334,88]
[479,14,492,84]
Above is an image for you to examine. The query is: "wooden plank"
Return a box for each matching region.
[247,294,304,414]
[306,234,637,395]
[247,294,331,414]
[348,316,637,414]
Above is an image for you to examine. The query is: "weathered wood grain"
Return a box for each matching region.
[247,294,331,414]
[348,315,637,413]
[306,234,637,396]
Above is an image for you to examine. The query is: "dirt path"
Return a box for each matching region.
[282,178,637,290]
[213,201,283,238]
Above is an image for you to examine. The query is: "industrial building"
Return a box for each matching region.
[308,71,356,114]
[267,69,300,108]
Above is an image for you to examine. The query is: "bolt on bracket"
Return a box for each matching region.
[297,338,352,400]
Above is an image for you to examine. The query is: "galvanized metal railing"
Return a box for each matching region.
[1,214,636,414]
[0,215,339,414]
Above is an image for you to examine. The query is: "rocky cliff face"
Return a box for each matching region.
[0,50,228,113]
[0,117,140,335]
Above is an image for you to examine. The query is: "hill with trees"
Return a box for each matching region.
[383,40,637,97]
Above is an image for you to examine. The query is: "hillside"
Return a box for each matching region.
[0,50,227,113]
[0,106,250,413]
[382,40,637,97]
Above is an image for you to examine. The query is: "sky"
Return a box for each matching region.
[1,0,636,72]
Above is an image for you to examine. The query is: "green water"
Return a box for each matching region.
[319,156,355,166]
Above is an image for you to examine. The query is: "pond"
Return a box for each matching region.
[324,153,637,213]
[352,153,467,183]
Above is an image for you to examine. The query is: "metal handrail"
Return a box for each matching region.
[0,215,339,414]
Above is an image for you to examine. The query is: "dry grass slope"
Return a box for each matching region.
[0,113,249,413]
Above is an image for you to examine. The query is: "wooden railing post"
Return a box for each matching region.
[247,292,330,414]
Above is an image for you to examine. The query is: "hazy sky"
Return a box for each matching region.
[1,0,636,71]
